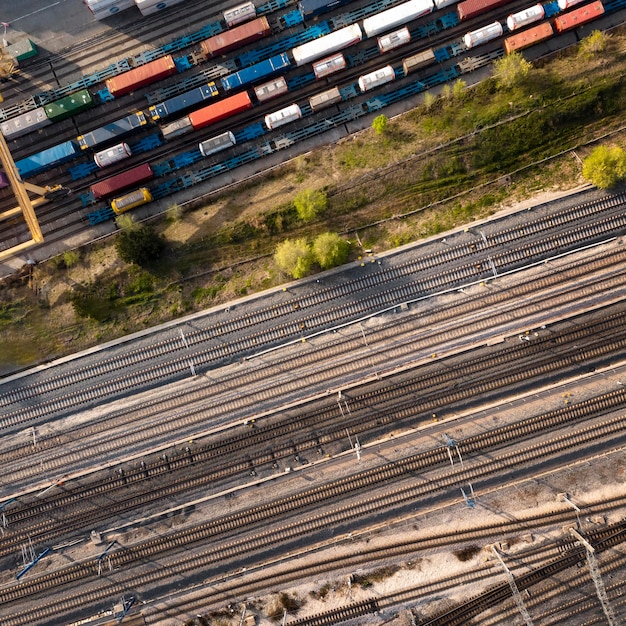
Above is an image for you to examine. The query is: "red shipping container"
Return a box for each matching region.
[457,0,511,20]
[189,91,253,130]
[106,56,177,97]
[91,163,155,199]
[554,1,604,32]
[504,22,553,53]
[201,17,271,57]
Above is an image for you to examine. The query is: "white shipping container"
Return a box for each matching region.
[557,0,586,9]
[363,0,434,37]
[378,27,411,53]
[84,0,135,19]
[358,65,395,92]
[292,24,362,66]
[224,1,257,26]
[313,53,347,79]
[506,4,545,30]
[199,131,236,157]
[309,87,342,110]
[135,0,187,16]
[265,104,302,130]
[254,76,289,102]
[463,21,503,49]
[94,142,132,168]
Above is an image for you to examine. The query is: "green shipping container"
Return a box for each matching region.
[44,89,94,122]
[6,39,37,62]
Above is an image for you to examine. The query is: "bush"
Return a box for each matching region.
[578,30,608,58]
[116,225,166,266]
[492,52,532,89]
[312,232,350,269]
[293,189,328,222]
[274,238,314,279]
[452,79,466,99]
[372,114,388,135]
[582,145,626,188]
[62,250,80,268]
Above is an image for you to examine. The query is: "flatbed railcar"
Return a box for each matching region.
[201,17,271,57]
[292,23,362,66]
[84,0,135,20]
[363,0,434,38]
[1,108,51,140]
[111,188,153,214]
[188,91,253,130]
[378,27,411,53]
[135,0,187,15]
[221,53,291,92]
[309,86,342,110]
[402,48,436,74]
[457,0,511,20]
[313,53,347,79]
[148,83,219,121]
[299,0,353,18]
[44,89,95,122]
[77,111,147,150]
[506,4,545,30]
[106,55,178,97]
[504,21,553,52]
[254,77,289,102]
[16,141,81,179]
[90,163,155,199]
[224,2,257,27]
[554,0,604,31]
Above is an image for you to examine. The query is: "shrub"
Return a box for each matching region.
[312,232,349,269]
[582,145,626,188]
[452,79,466,99]
[293,189,328,222]
[492,52,532,89]
[578,30,608,58]
[62,250,80,268]
[115,213,138,231]
[274,238,313,279]
[422,91,436,110]
[116,225,166,266]
[372,114,388,135]
[166,203,183,222]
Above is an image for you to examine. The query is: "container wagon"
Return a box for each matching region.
[106,55,178,97]
[554,1,604,31]
[292,23,362,66]
[254,77,289,102]
[402,48,436,73]
[189,91,253,130]
[221,53,291,92]
[201,16,271,57]
[464,21,504,48]
[161,117,194,140]
[78,112,147,150]
[148,83,219,121]
[299,0,353,18]
[199,131,237,156]
[313,53,346,79]
[363,0,434,38]
[91,163,155,199]
[224,2,257,26]
[457,0,511,20]
[94,142,132,168]
[1,108,51,140]
[358,65,395,92]
[44,89,94,122]
[506,4,545,30]
[135,0,187,15]
[111,188,153,214]
[378,27,411,53]
[309,86,342,110]
[504,22,553,53]
[16,141,81,179]
[84,0,135,20]
[265,104,302,130]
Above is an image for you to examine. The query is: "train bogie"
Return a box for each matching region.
[309,87,342,110]
[457,0,510,20]
[254,77,289,102]
[224,2,257,27]
[189,92,253,130]
[292,24,362,66]
[106,56,177,97]
[504,22,553,53]
[111,188,153,214]
[463,21,504,49]
[94,142,132,168]
[363,0,434,38]
[358,65,395,92]
[221,53,291,92]
[265,104,302,130]
[16,141,81,179]
[149,83,219,121]
[44,89,94,122]
[78,111,147,150]
[161,116,193,140]
[90,163,155,199]
[313,53,347,79]
[506,4,545,30]
[402,48,436,74]
[199,131,237,157]
[1,108,51,140]
[554,1,604,32]
[378,27,411,53]
[201,16,271,57]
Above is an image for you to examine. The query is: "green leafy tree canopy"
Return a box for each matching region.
[312,232,350,270]
[116,225,165,267]
[274,238,313,279]
[582,145,626,189]
[492,52,532,89]
[293,188,328,222]
[372,114,388,135]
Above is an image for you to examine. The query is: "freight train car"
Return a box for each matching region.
[161,117,193,140]
[44,89,95,122]
[106,55,178,97]
[265,104,302,130]
[16,141,81,179]
[224,1,257,26]
[503,21,553,52]
[135,0,187,15]
[148,83,219,121]
[221,53,291,91]
[378,27,411,53]
[188,91,253,130]
[199,131,237,156]
[94,142,132,168]
[299,0,353,18]
[358,65,395,91]
[309,86,342,110]
[78,111,147,150]
[0,108,51,140]
[292,23,362,66]
[363,0,434,37]
[464,21,504,48]
[554,0,604,31]
[402,48,436,73]
[254,76,289,102]
[111,187,153,214]
[201,17,271,57]
[90,163,155,199]
[313,53,346,79]
[506,4,544,30]
[457,0,511,20]
[84,0,135,20]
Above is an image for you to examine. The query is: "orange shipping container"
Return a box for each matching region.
[554,0,604,32]
[106,56,177,97]
[188,91,253,130]
[504,22,553,54]
[201,17,271,57]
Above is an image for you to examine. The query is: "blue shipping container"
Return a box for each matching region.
[16,141,81,179]
[221,53,291,92]
[149,83,219,121]
[77,112,148,150]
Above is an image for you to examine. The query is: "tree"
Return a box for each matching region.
[312,232,350,270]
[582,145,626,189]
[492,52,532,89]
[274,238,313,279]
[578,30,608,58]
[116,225,165,266]
[293,188,327,222]
[452,79,466,99]
[372,114,388,135]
